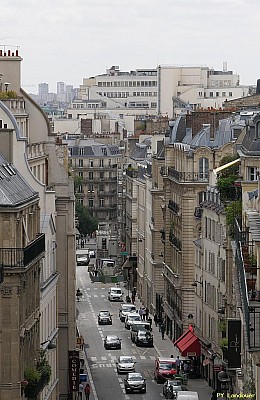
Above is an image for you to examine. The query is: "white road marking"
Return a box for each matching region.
[90,357,97,361]
[101,356,107,361]
[140,355,146,359]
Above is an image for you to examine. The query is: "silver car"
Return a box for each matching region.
[116,356,136,374]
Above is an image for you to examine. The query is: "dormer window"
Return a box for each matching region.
[248,167,258,181]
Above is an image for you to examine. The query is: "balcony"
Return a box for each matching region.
[168,200,179,214]
[126,168,138,178]
[234,220,260,350]
[0,233,45,268]
[169,232,182,251]
[194,207,202,219]
[168,167,209,183]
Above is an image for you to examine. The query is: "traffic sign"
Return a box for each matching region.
[121,251,128,256]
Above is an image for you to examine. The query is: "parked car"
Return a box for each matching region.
[125,313,141,330]
[119,303,137,322]
[154,357,178,383]
[76,254,90,266]
[135,330,153,347]
[116,356,136,374]
[98,311,112,325]
[108,287,123,301]
[124,372,146,394]
[130,321,152,341]
[104,335,121,350]
[163,379,186,399]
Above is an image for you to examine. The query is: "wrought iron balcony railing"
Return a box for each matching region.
[169,232,182,251]
[168,167,209,183]
[168,200,180,214]
[0,233,45,268]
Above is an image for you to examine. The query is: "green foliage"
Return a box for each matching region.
[0,90,18,99]
[74,175,83,194]
[218,154,240,177]
[24,351,52,399]
[75,202,98,235]
[219,337,228,349]
[225,200,242,237]
[218,320,226,333]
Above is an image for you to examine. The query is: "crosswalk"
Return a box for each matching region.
[90,355,156,362]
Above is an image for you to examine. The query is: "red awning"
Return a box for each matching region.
[174,325,201,357]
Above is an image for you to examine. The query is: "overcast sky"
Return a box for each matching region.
[1,0,259,94]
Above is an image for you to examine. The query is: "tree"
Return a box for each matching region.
[75,202,98,235]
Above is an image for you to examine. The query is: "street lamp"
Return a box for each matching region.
[4,82,10,92]
[191,280,203,287]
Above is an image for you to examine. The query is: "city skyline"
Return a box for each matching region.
[1,0,259,94]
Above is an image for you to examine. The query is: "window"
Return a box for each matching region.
[198,157,209,180]
[89,172,93,180]
[100,159,104,167]
[79,148,84,156]
[222,92,226,97]
[89,198,94,207]
[100,172,104,179]
[210,92,214,97]
[99,198,104,207]
[229,92,233,97]
[79,159,83,168]
[89,160,93,168]
[102,238,107,250]
[248,167,258,181]
[78,171,83,178]
[88,184,94,192]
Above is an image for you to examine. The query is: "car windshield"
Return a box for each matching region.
[120,358,133,363]
[122,305,136,311]
[107,336,118,342]
[128,315,140,321]
[159,362,176,370]
[100,311,110,316]
[111,289,121,294]
[139,330,150,336]
[128,375,142,381]
[169,380,182,386]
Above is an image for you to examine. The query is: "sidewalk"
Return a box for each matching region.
[133,295,213,400]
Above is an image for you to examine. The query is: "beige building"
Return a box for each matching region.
[0,48,76,399]
[161,111,243,342]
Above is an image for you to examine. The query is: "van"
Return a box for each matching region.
[176,391,199,400]
[108,287,123,301]
[154,357,178,383]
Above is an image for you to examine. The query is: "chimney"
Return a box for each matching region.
[223,61,227,72]
[256,79,260,95]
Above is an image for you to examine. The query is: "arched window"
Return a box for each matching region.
[198,157,209,181]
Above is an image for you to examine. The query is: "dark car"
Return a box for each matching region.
[162,379,186,399]
[104,335,121,350]
[124,372,146,394]
[135,330,153,347]
[77,254,90,266]
[98,311,112,325]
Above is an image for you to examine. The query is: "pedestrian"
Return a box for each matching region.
[161,322,165,339]
[176,355,181,373]
[154,313,158,327]
[79,383,84,399]
[158,316,163,331]
[139,307,142,319]
[84,383,91,400]
[145,307,149,320]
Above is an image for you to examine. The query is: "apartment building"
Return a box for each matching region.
[65,138,123,236]
[161,110,244,342]
[0,48,76,399]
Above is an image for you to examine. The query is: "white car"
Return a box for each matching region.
[119,304,137,322]
[108,287,123,301]
[125,313,141,330]
[116,356,136,374]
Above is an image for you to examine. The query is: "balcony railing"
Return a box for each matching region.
[168,167,209,183]
[234,220,260,350]
[168,200,179,214]
[126,169,138,178]
[0,233,45,268]
[169,232,182,251]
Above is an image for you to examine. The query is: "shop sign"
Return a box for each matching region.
[68,350,80,392]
